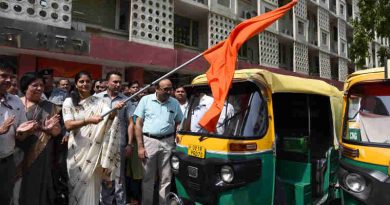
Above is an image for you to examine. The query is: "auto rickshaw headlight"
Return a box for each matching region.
[171,155,180,171]
[344,173,366,193]
[221,165,234,183]
[165,192,184,205]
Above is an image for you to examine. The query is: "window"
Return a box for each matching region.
[340,4,344,15]
[333,27,338,41]
[298,21,305,35]
[174,15,199,47]
[341,42,345,53]
[344,83,390,146]
[321,32,327,45]
[118,0,130,31]
[180,81,268,138]
[217,0,230,7]
[238,42,248,58]
[279,43,287,64]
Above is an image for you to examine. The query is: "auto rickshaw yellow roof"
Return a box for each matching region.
[192,68,341,97]
[344,67,386,90]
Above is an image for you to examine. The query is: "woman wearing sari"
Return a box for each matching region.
[17,72,61,205]
[63,71,121,205]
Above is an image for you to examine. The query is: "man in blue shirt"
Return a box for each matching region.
[134,79,183,205]
[96,71,130,205]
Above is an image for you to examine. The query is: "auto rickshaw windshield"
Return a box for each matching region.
[344,83,390,145]
[180,81,268,139]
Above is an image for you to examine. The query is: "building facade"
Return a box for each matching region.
[0,0,388,84]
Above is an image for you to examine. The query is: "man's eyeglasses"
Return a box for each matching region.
[160,87,173,92]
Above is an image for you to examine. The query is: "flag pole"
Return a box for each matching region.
[101,52,204,117]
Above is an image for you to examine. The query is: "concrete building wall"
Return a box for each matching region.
[1,0,389,83]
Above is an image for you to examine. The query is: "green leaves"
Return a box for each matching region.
[350,0,390,69]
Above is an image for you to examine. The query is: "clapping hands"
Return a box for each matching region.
[42,114,61,136]
[16,120,39,133]
[42,114,60,131]
[0,115,15,135]
[17,114,61,137]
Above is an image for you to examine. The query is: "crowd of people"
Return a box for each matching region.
[0,62,190,205]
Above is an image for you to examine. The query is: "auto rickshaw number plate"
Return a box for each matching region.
[188,145,206,158]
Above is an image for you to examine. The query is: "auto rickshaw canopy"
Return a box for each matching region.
[192,69,341,97]
[344,67,387,91]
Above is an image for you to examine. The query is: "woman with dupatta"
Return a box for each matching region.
[17,72,62,205]
[62,71,121,205]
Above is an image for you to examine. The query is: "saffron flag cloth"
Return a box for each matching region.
[198,0,298,132]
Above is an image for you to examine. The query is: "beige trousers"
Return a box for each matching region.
[141,135,175,205]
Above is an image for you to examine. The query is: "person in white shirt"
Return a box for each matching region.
[190,93,234,134]
[174,85,188,114]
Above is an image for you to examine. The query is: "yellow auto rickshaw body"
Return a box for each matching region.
[338,66,390,204]
[169,68,342,205]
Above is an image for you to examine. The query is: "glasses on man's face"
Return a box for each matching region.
[160,87,173,92]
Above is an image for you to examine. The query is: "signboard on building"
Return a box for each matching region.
[0,18,89,55]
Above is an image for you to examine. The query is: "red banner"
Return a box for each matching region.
[37,58,102,80]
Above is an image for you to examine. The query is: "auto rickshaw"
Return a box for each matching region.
[167,69,343,205]
[338,62,390,204]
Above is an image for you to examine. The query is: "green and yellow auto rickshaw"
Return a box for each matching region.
[338,63,390,205]
[167,69,343,205]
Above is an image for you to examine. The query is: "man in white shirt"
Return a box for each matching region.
[174,85,188,114]
[190,93,234,134]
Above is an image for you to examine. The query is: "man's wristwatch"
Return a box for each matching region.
[126,144,135,148]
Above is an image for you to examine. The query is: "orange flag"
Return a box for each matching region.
[199,0,298,132]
